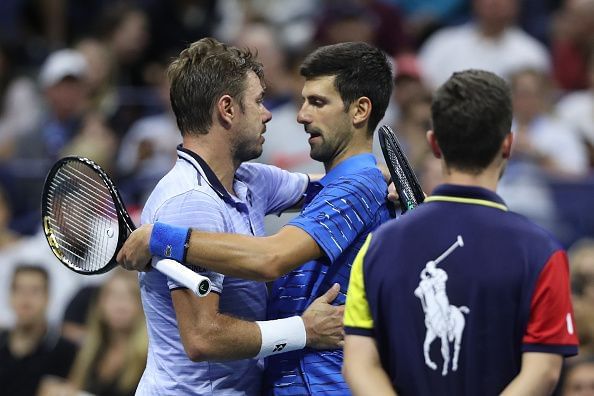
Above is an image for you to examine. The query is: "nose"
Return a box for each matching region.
[297,103,311,125]
[262,106,272,123]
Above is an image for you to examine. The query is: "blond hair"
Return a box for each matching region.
[69,269,147,393]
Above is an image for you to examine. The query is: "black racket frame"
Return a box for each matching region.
[41,156,135,274]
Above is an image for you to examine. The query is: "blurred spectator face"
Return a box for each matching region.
[45,77,88,121]
[111,10,149,63]
[0,188,11,230]
[562,362,594,396]
[10,269,48,327]
[473,0,518,31]
[76,39,113,93]
[234,24,286,94]
[98,272,141,332]
[511,70,547,124]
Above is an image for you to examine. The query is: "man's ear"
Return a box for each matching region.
[217,95,235,128]
[502,132,513,158]
[352,97,371,127]
[426,130,442,159]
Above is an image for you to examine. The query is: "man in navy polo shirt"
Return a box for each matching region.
[118,41,394,395]
[343,69,579,396]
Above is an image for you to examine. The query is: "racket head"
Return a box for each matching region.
[378,125,425,213]
[41,156,134,274]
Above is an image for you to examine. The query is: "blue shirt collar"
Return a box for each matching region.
[320,153,377,186]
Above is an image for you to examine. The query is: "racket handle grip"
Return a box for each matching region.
[154,259,212,297]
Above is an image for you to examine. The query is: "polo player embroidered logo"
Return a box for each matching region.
[414,235,470,376]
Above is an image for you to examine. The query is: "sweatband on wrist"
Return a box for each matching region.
[255,316,307,358]
[149,222,191,263]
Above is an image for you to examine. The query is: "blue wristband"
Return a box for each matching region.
[149,222,191,262]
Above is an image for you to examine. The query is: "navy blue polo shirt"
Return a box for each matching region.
[345,184,578,396]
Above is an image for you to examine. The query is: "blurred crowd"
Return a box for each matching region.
[0,0,593,395]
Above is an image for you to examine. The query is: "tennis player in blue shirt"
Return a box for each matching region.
[118,42,394,395]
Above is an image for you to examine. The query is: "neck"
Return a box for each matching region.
[324,133,373,173]
[441,164,502,192]
[10,320,47,356]
[478,22,506,39]
[183,132,238,194]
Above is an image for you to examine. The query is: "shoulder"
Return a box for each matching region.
[142,161,226,222]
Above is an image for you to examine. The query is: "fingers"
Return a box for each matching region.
[320,282,341,303]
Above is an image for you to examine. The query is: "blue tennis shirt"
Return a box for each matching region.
[265,153,391,395]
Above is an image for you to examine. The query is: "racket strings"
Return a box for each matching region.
[44,161,119,272]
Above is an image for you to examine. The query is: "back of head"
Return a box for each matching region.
[167,37,264,136]
[431,69,512,173]
[300,41,393,134]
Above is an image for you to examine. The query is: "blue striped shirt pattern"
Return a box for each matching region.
[136,147,308,395]
[265,153,391,395]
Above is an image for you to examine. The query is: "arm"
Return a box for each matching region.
[118,223,322,281]
[500,352,562,396]
[343,335,397,396]
[173,282,344,361]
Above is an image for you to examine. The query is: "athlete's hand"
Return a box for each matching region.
[117,224,153,272]
[302,283,345,350]
[387,182,399,203]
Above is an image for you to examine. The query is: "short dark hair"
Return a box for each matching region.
[431,70,512,173]
[300,42,393,134]
[11,265,49,291]
[168,37,264,136]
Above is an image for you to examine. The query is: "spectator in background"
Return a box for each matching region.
[552,0,594,91]
[0,42,41,161]
[559,358,594,396]
[419,0,550,89]
[75,37,118,121]
[498,68,588,233]
[40,269,147,396]
[314,0,410,55]
[0,265,77,396]
[0,185,19,249]
[569,238,594,355]
[116,58,181,210]
[17,48,89,162]
[556,45,594,169]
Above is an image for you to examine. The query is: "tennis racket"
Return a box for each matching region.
[41,156,211,297]
[378,125,425,214]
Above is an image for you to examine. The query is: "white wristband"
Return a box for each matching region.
[255,316,307,358]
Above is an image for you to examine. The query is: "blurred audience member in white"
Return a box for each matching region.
[0,43,41,160]
[116,59,180,209]
[0,265,77,396]
[419,0,550,89]
[40,269,147,396]
[17,48,89,162]
[218,0,318,50]
[498,68,588,232]
[556,45,594,168]
[560,358,594,396]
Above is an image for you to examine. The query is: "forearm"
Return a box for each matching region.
[343,335,396,396]
[500,353,562,396]
[185,231,283,281]
[344,363,396,396]
[173,291,308,362]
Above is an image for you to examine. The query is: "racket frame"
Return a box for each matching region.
[42,156,133,274]
[378,125,425,213]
